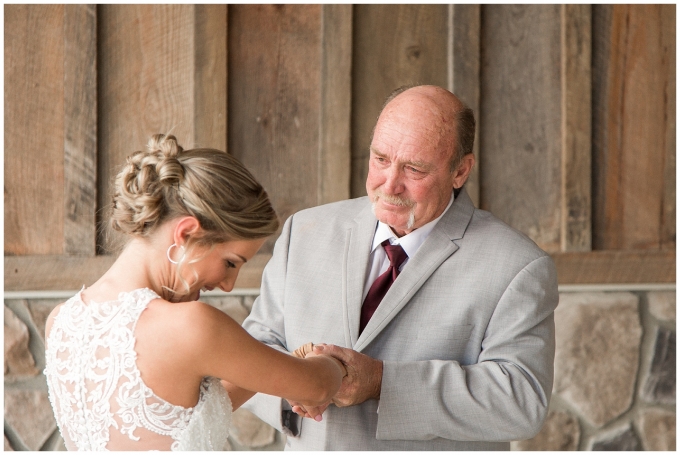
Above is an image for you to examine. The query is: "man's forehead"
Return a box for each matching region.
[373,112,453,149]
[379,97,454,136]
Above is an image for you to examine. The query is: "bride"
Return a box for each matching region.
[43,134,346,451]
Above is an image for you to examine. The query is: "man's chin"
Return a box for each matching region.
[375,212,407,230]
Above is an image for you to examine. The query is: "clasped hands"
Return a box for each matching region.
[289,343,383,421]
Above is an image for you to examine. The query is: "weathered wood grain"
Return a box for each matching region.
[5,254,271,291]
[660,5,676,250]
[592,5,675,250]
[228,5,322,253]
[194,5,227,151]
[4,5,65,255]
[351,4,449,198]
[98,5,196,253]
[64,5,97,256]
[318,4,352,205]
[480,5,562,253]
[5,255,114,291]
[552,250,675,284]
[6,250,674,290]
[561,4,592,252]
[450,4,481,207]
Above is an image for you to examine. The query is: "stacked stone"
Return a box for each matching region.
[5,299,61,451]
[5,290,675,451]
[512,291,676,451]
[3,294,284,451]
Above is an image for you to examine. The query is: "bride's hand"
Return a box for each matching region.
[288,343,345,421]
[289,400,330,422]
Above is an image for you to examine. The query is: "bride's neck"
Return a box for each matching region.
[87,238,169,301]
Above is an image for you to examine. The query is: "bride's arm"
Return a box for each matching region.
[219,380,256,410]
[180,301,345,411]
[220,343,336,411]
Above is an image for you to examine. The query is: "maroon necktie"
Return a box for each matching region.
[359,240,408,334]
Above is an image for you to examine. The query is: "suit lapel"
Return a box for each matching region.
[342,202,378,348]
[354,189,476,352]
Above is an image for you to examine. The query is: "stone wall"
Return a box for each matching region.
[4,289,675,451]
[513,290,676,451]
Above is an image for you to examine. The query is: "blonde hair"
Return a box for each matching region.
[109,134,279,293]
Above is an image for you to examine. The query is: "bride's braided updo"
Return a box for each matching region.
[110,134,279,247]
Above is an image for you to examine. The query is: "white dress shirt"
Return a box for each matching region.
[362,192,455,301]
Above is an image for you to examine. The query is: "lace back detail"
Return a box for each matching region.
[44,288,231,451]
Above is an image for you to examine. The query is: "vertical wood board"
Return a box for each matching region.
[97,5,196,252]
[660,5,676,250]
[450,4,481,207]
[591,5,616,249]
[592,5,675,250]
[194,5,227,152]
[64,5,98,256]
[228,5,322,253]
[318,4,352,205]
[480,4,562,253]
[561,4,592,252]
[351,4,448,198]
[4,5,65,255]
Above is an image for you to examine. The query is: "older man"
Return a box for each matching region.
[242,85,558,450]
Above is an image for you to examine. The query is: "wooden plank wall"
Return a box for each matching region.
[64,5,98,256]
[228,5,320,254]
[5,5,65,256]
[480,4,594,254]
[4,4,675,291]
[481,5,564,253]
[592,4,676,251]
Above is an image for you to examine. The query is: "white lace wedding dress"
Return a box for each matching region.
[44,288,232,451]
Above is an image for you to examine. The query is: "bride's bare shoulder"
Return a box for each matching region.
[135,298,243,377]
[141,298,240,345]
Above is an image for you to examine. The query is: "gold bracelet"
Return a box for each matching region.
[292,342,314,358]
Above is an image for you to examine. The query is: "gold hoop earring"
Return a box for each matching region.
[166,243,185,265]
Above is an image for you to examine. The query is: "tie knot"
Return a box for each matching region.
[381,240,408,268]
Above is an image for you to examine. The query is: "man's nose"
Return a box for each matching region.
[382,166,404,194]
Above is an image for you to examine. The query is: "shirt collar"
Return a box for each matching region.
[370,191,455,258]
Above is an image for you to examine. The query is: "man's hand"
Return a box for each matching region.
[287,343,383,418]
[317,344,383,407]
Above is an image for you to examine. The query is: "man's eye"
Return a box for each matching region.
[407,167,423,173]
[225,260,236,269]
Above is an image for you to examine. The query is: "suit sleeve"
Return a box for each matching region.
[241,215,300,436]
[376,255,558,442]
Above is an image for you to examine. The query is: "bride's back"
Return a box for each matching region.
[44,287,231,451]
[43,134,283,450]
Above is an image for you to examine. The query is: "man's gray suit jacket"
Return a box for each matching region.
[242,188,559,450]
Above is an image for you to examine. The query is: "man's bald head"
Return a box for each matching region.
[374,85,475,172]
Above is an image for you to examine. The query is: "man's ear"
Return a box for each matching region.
[452,154,475,189]
[173,216,202,247]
